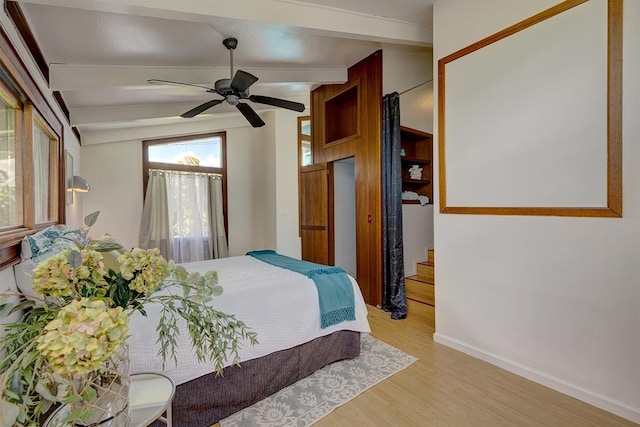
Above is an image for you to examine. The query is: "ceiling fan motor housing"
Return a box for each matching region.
[214,78,248,97]
[222,37,238,50]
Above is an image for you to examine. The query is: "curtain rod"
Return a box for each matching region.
[149,169,222,178]
[399,79,433,95]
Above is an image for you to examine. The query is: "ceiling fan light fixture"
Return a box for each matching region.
[226,94,239,105]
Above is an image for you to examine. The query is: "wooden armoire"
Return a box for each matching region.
[299,51,382,307]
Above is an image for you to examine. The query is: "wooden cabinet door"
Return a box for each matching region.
[299,162,334,265]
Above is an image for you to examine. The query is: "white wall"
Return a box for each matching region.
[80,110,302,257]
[334,158,356,276]
[273,110,303,258]
[383,47,434,275]
[433,0,640,423]
[81,118,270,255]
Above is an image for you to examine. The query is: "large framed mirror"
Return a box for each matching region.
[438,0,622,217]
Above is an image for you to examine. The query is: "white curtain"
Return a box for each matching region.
[32,129,49,223]
[140,169,228,263]
[139,171,171,259]
[165,171,209,263]
[207,175,229,259]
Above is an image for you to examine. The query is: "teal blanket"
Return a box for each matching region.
[247,250,355,328]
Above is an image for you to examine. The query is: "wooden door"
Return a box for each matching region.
[299,162,334,265]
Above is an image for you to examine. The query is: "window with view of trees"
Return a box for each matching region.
[141,132,228,263]
[0,84,62,237]
[0,87,19,230]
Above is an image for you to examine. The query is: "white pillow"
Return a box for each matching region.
[13,259,38,302]
[21,225,83,263]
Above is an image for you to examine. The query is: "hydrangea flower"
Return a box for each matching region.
[118,247,172,294]
[32,249,109,298]
[36,298,129,376]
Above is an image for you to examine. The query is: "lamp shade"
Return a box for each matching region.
[68,175,90,192]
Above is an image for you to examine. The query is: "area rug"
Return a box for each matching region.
[218,334,417,427]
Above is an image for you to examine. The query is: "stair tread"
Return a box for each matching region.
[405,275,434,285]
[417,261,434,267]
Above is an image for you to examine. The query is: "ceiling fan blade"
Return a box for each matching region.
[230,70,259,93]
[236,102,265,127]
[148,79,214,92]
[181,99,225,118]
[249,95,306,113]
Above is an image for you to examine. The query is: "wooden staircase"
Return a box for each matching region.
[405,249,435,306]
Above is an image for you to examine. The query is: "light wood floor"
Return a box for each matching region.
[315,300,637,427]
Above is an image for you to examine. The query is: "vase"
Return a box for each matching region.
[70,343,131,426]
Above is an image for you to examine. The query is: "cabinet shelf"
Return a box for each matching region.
[400,126,433,202]
[402,199,431,205]
[401,156,430,165]
[403,178,431,185]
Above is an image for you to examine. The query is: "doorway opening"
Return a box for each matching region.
[333,157,356,277]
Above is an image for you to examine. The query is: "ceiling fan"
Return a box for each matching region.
[148,37,306,128]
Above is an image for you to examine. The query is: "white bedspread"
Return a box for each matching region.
[127,255,371,385]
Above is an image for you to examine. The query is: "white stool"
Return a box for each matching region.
[129,373,176,427]
[43,372,175,427]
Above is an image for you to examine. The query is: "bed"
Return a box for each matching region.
[127,254,371,427]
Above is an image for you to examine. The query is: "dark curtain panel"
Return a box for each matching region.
[381,92,407,319]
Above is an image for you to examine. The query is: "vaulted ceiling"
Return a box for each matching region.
[10,0,434,141]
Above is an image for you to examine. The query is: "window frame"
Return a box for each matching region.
[142,131,228,237]
[24,101,60,227]
[0,76,23,235]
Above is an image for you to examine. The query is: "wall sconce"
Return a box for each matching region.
[67,175,90,193]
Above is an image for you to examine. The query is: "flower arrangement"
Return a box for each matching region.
[0,212,257,426]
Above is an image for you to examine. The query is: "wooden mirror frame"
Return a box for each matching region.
[438,0,622,217]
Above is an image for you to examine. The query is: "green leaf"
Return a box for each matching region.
[35,381,60,402]
[212,286,224,296]
[0,399,20,427]
[186,272,201,284]
[0,302,15,319]
[84,210,100,227]
[92,241,124,252]
[61,394,80,404]
[20,350,38,369]
[63,406,91,423]
[8,299,35,316]
[67,250,82,268]
[82,386,97,402]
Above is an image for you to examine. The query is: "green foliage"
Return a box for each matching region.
[83,211,100,228]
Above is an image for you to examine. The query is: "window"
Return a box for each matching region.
[142,132,228,262]
[0,81,21,230]
[0,90,62,236]
[30,106,59,225]
[143,132,226,192]
[298,116,311,166]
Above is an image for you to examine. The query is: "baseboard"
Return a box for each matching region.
[433,332,640,424]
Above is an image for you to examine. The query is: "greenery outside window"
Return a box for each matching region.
[0,80,21,231]
[142,132,228,235]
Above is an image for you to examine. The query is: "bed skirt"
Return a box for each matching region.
[158,330,361,427]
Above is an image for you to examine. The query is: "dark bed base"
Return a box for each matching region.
[156,330,360,427]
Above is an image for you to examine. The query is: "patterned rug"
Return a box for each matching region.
[219,335,417,427]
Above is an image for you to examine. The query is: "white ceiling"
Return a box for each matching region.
[13,0,435,140]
